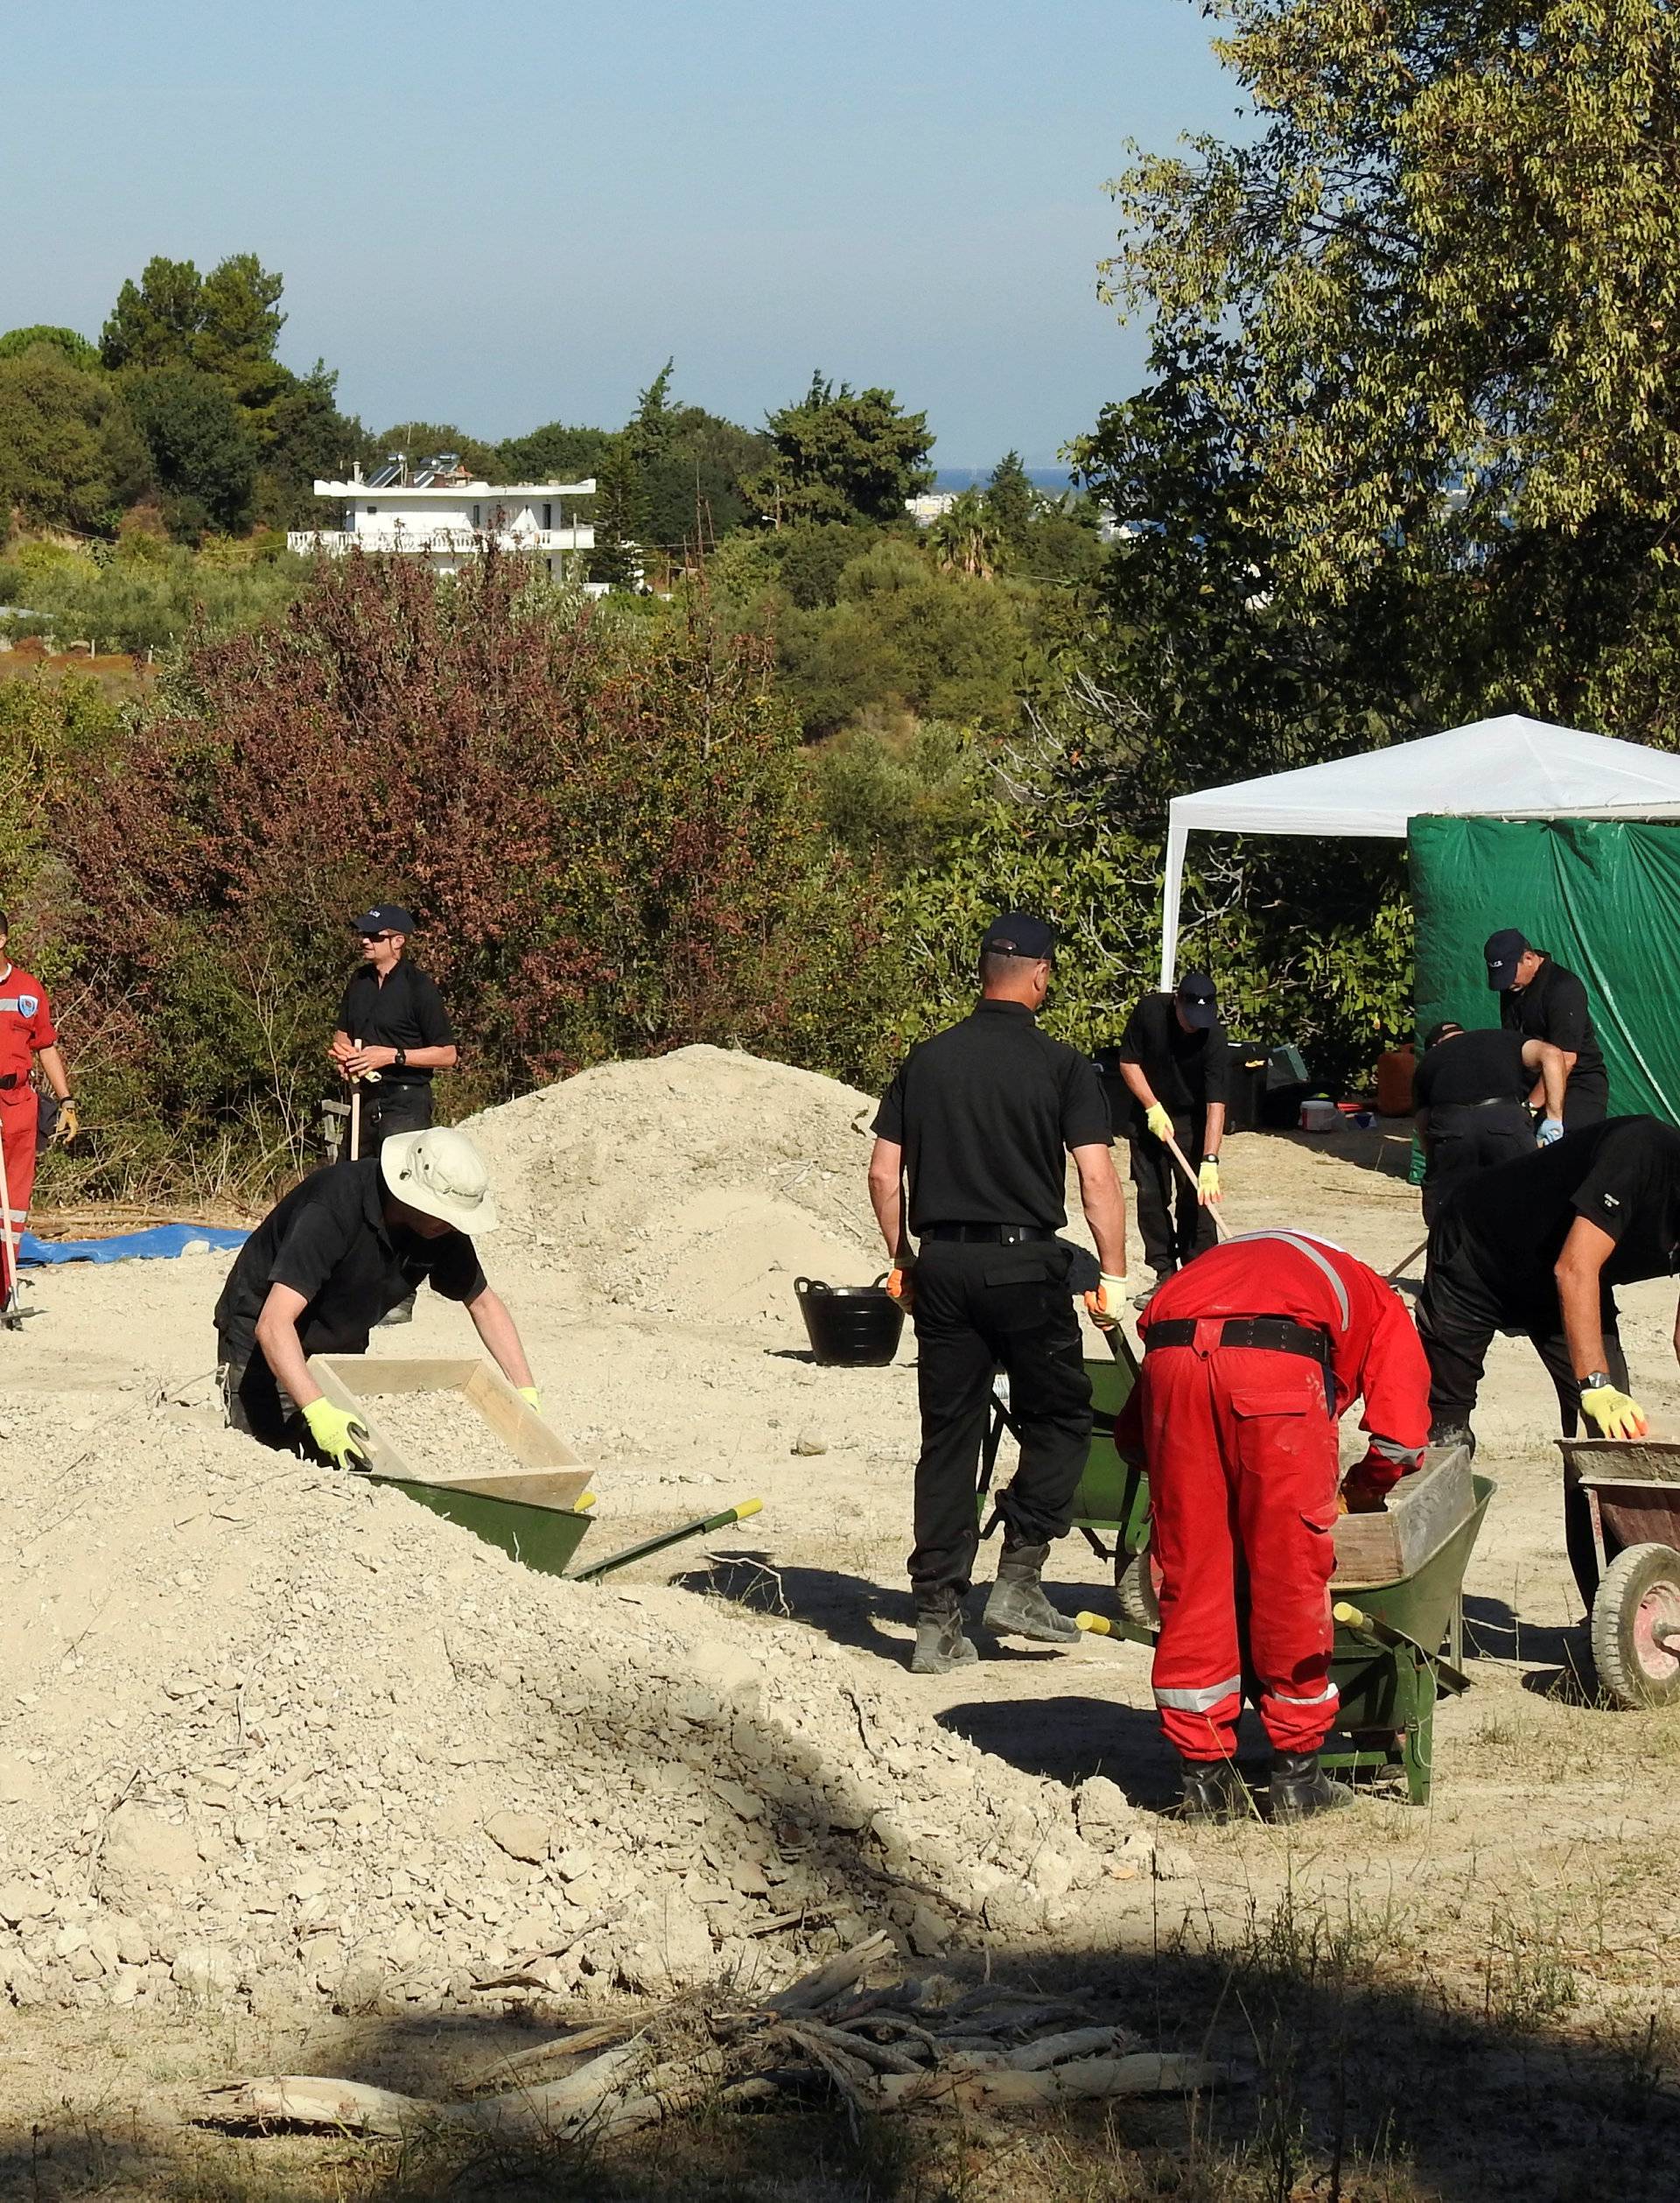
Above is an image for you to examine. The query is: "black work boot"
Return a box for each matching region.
[1269,1752,1349,1821]
[984,1541,1081,1644]
[910,1600,978,1675]
[1178,1757,1249,1823]
[1427,1421,1476,1457]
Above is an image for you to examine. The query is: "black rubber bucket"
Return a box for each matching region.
[794,1275,905,1366]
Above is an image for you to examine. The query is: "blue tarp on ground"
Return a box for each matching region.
[18,1224,248,1266]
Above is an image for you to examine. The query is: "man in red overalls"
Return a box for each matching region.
[1118,1231,1431,1821]
[0,910,79,1314]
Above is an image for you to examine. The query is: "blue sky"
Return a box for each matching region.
[4,2,1240,467]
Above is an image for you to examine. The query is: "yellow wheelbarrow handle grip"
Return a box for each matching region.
[1075,1610,1115,1636]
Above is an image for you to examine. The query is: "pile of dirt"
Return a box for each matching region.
[0,1387,1139,2018]
[466,1045,888,1330]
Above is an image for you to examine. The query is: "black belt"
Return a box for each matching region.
[920,1223,1054,1245]
[1145,1315,1333,1364]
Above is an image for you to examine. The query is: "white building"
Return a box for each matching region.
[289,460,597,581]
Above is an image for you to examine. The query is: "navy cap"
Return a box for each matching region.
[351,904,416,936]
[1175,970,1218,1030]
[980,910,1057,961]
[1483,928,1530,989]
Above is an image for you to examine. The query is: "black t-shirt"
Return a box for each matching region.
[1448,1116,1680,1312]
[873,1000,1112,1233]
[1110,992,1230,1127]
[1413,1029,1531,1112]
[1500,956,1606,1093]
[337,959,455,1085]
[214,1158,486,1362]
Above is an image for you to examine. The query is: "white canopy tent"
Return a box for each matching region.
[1158,714,1680,986]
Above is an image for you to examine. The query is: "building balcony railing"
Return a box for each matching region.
[286,526,596,558]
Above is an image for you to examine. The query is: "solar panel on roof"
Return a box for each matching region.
[367,461,401,488]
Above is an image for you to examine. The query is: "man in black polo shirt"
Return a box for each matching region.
[1413,1021,1569,1224]
[214,1126,540,1464]
[1419,1115,1680,1599]
[1486,928,1609,1128]
[1102,972,1229,1303]
[330,904,458,1156]
[868,912,1129,1673]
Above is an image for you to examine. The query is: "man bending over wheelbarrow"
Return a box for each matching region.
[1116,1232,1432,1821]
[1418,1114,1680,1605]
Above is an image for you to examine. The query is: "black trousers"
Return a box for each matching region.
[356,1081,432,1157]
[1130,1115,1216,1277]
[1418,1211,1628,1602]
[1422,1102,1534,1228]
[220,1346,302,1451]
[1563,1074,1608,1132]
[907,1238,1092,1604]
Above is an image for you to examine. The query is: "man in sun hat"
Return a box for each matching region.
[213,1126,540,1466]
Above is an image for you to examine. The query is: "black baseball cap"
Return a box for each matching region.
[1175,971,1218,1030]
[351,903,416,936]
[980,910,1057,961]
[1424,1021,1465,1050]
[1483,928,1530,990]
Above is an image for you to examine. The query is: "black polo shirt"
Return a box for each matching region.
[1500,955,1606,1096]
[1448,1116,1680,1314]
[1413,1029,1530,1111]
[1110,991,1230,1129]
[214,1159,486,1363]
[337,958,455,1086]
[873,1000,1112,1234]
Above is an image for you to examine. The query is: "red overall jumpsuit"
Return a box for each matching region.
[0,965,54,1301]
[1120,1232,1431,1763]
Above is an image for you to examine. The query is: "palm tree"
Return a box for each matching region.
[928,490,1004,580]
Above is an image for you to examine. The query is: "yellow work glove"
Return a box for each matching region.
[1083,1273,1128,1330]
[300,1397,372,1470]
[1144,1103,1173,1142]
[54,1099,80,1144]
[518,1386,542,1416]
[1197,1159,1221,1204]
[886,1266,915,1310]
[1579,1385,1648,1441]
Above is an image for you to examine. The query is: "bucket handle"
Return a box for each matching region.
[794,1276,830,1297]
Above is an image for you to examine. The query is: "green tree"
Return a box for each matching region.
[257,364,370,528]
[495,421,614,481]
[778,539,1035,735]
[1101,0,1680,736]
[584,437,646,587]
[0,345,151,534]
[101,256,207,371]
[124,366,259,539]
[927,489,1004,579]
[983,450,1037,545]
[0,325,101,371]
[747,373,934,526]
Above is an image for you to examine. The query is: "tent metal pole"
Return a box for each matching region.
[1158,814,1190,989]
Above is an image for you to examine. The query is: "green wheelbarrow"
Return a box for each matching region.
[1018,1327,1495,1805]
[309,1354,762,1584]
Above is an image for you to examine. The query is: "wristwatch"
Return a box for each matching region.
[393,1048,408,1070]
[1578,1370,1614,1393]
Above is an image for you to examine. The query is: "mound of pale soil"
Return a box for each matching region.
[0,1388,1135,2018]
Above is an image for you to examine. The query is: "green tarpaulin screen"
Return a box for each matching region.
[1410,815,1680,1127]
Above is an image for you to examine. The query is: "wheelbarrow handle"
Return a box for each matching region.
[1333,1599,1471,1694]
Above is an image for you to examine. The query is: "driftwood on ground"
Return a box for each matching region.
[192,1933,1229,2143]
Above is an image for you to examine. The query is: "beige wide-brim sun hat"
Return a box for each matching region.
[379,1127,500,1235]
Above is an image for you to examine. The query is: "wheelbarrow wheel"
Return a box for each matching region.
[1590,1542,1680,1709]
[1115,1548,1161,1632]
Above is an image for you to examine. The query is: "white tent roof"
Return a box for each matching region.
[1158,715,1680,985]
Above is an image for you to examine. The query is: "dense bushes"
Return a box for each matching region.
[37,552,887,1196]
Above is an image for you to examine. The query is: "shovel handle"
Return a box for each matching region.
[1163,1132,1232,1242]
